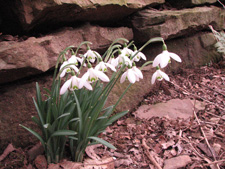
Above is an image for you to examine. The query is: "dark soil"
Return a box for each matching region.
[0,65,225,169]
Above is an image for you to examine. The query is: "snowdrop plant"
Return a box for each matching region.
[209,25,225,58]
[20,37,181,164]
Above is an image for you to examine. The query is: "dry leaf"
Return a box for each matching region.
[82,157,115,169]
[0,143,15,161]
[85,144,102,160]
[60,160,82,169]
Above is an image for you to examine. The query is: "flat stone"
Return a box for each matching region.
[163,155,192,169]
[132,6,224,43]
[134,99,196,120]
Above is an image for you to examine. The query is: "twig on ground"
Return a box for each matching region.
[196,82,225,97]
[169,81,225,111]
[203,159,225,166]
[193,100,220,169]
[142,138,162,169]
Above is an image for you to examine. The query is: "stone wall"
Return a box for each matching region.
[0,0,224,151]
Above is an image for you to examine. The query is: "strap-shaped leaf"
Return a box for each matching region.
[19,124,45,146]
[50,130,77,137]
[106,110,129,126]
[88,136,116,150]
[33,98,45,125]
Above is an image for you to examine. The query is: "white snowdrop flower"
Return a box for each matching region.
[80,67,110,85]
[151,69,170,84]
[60,76,92,95]
[120,68,137,84]
[121,47,133,57]
[68,55,79,66]
[152,44,181,68]
[84,49,101,63]
[95,61,116,72]
[132,50,146,62]
[118,54,132,67]
[59,61,79,78]
[132,66,143,82]
[107,57,119,68]
[77,56,86,67]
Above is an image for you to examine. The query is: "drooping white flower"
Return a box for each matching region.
[118,54,132,67]
[84,49,101,63]
[132,50,146,62]
[60,76,92,95]
[120,68,137,84]
[80,67,110,85]
[132,66,143,81]
[152,50,181,68]
[68,55,79,66]
[77,55,86,67]
[107,57,119,68]
[59,61,79,78]
[121,47,133,57]
[95,61,116,72]
[151,69,170,84]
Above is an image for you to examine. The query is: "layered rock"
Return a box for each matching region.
[132,6,225,43]
[0,24,133,84]
[0,0,165,34]
[166,0,217,8]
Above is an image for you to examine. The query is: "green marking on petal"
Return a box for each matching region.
[73,85,78,90]
[157,76,163,80]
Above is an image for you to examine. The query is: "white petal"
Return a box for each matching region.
[70,65,79,72]
[158,70,170,81]
[79,72,89,88]
[93,51,101,58]
[60,61,68,70]
[60,79,72,95]
[169,52,182,62]
[120,71,127,83]
[83,81,93,90]
[151,71,158,84]
[139,52,146,60]
[159,51,170,68]
[152,53,163,67]
[94,69,110,82]
[127,69,136,83]
[60,69,67,78]
[105,63,116,72]
[68,55,78,64]
[133,67,143,79]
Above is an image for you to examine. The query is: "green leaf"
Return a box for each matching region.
[33,98,45,125]
[57,113,70,120]
[31,116,41,126]
[69,117,80,123]
[50,130,77,137]
[72,91,82,132]
[88,136,116,150]
[36,82,42,106]
[69,136,78,140]
[106,110,129,125]
[19,124,45,146]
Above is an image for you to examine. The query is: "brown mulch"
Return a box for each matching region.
[0,65,224,169]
